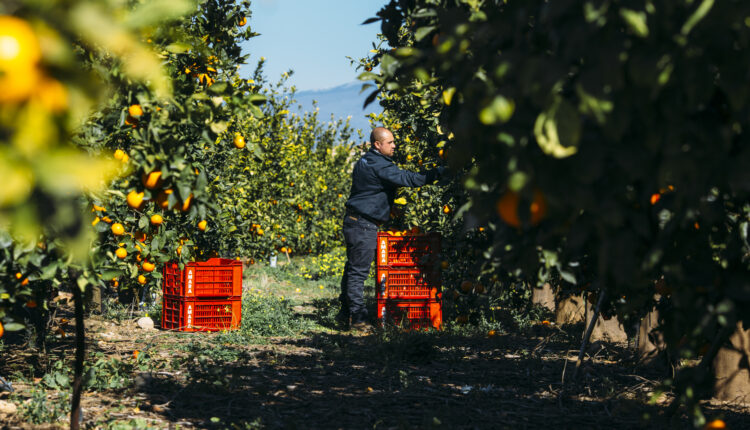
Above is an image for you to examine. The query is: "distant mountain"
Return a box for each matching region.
[290,81,382,135]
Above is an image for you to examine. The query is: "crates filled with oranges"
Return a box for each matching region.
[376,231,442,330]
[161,258,242,332]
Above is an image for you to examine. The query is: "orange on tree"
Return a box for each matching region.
[127,190,145,210]
[238,16,247,26]
[25,300,36,308]
[233,133,246,149]
[156,189,173,209]
[475,283,485,294]
[132,350,140,359]
[21,278,29,286]
[704,420,727,430]
[137,275,147,285]
[111,223,125,236]
[0,15,42,104]
[442,205,451,214]
[114,149,125,160]
[134,231,147,242]
[128,104,143,117]
[180,194,193,211]
[142,170,163,189]
[0,321,3,338]
[198,220,207,231]
[496,189,547,228]
[460,280,473,293]
[15,272,22,279]
[142,261,155,272]
[115,248,127,259]
[34,77,68,113]
[150,214,163,225]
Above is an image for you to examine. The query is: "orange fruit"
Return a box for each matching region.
[34,77,68,113]
[21,278,29,286]
[198,220,207,231]
[438,149,445,159]
[150,214,163,225]
[142,170,163,189]
[111,223,125,236]
[0,16,41,103]
[704,419,727,429]
[650,193,661,205]
[128,104,143,117]
[156,189,173,209]
[133,350,140,359]
[180,194,193,212]
[460,280,473,293]
[474,283,485,294]
[114,149,125,160]
[15,272,22,279]
[124,115,138,128]
[496,189,547,228]
[137,275,147,284]
[238,16,247,26]
[542,320,551,326]
[134,231,147,243]
[142,261,155,272]
[0,321,4,338]
[442,205,451,214]
[127,190,145,210]
[488,329,496,337]
[26,299,37,308]
[176,245,182,256]
[233,134,246,149]
[115,248,127,259]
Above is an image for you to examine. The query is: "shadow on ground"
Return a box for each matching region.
[132,327,750,429]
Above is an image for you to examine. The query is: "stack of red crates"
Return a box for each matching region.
[161,258,243,332]
[376,232,442,330]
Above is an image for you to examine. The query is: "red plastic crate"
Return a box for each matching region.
[375,267,440,300]
[162,258,242,298]
[161,296,241,332]
[377,233,440,267]
[377,298,442,330]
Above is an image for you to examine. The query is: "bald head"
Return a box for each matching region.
[370,127,395,157]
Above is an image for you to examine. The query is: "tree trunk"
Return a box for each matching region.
[555,294,586,325]
[573,291,606,380]
[713,321,750,404]
[637,298,666,365]
[70,273,85,430]
[531,282,556,311]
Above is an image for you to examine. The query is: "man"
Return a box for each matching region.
[339,127,444,330]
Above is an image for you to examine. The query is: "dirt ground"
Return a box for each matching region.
[2,274,750,429]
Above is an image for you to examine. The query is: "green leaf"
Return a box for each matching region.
[681,0,714,35]
[414,26,436,42]
[3,322,26,331]
[620,8,649,38]
[138,215,149,230]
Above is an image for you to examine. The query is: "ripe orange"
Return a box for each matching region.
[460,280,473,293]
[111,223,125,236]
[26,299,37,308]
[238,16,247,26]
[704,419,727,429]
[438,149,445,159]
[176,245,182,256]
[156,189,173,209]
[474,283,485,294]
[150,214,163,225]
[127,190,145,210]
[142,261,155,272]
[34,77,68,113]
[128,104,143,117]
[488,329,496,337]
[115,248,127,259]
[133,350,140,359]
[442,205,451,214]
[0,16,41,103]
[142,170,163,189]
[114,149,125,160]
[180,194,193,212]
[496,189,547,228]
[137,275,147,284]
[0,321,4,338]
[233,133,246,149]
[650,193,661,205]
[124,115,138,128]
[15,272,22,279]
[198,220,207,231]
[21,278,29,286]
[134,231,147,243]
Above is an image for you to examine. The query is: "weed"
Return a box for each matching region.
[16,386,69,424]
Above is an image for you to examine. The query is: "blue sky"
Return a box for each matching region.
[240,0,388,91]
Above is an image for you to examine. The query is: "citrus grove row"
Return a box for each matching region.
[0,1,357,337]
[1,0,750,427]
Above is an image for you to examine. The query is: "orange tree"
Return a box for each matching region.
[209,69,360,262]
[364,0,750,423]
[81,0,264,302]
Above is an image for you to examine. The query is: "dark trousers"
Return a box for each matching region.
[340,214,378,323]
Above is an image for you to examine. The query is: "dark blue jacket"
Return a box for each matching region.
[345,149,440,223]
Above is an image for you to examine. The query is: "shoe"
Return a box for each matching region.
[335,311,351,330]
